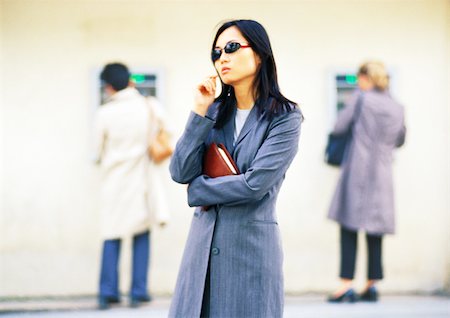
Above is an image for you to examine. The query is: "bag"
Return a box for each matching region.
[148,127,173,164]
[325,131,352,166]
[325,94,363,166]
[146,97,173,164]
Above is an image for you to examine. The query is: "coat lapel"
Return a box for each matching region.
[222,106,236,154]
[234,105,261,147]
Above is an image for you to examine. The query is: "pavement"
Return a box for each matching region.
[0,294,449,318]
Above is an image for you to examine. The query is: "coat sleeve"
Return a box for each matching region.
[169,111,216,184]
[93,111,106,165]
[186,109,302,207]
[395,107,406,148]
[332,93,359,135]
[395,125,406,147]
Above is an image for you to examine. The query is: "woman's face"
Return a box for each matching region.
[214,26,261,87]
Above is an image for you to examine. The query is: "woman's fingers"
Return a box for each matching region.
[198,75,218,95]
[193,75,219,117]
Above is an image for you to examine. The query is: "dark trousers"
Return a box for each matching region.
[99,230,151,298]
[340,227,383,280]
[200,260,211,318]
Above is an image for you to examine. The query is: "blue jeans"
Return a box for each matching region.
[99,230,150,299]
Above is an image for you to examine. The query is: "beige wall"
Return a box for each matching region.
[0,0,449,296]
[446,0,450,293]
[0,0,5,295]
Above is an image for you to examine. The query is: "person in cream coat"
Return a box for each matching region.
[93,63,169,309]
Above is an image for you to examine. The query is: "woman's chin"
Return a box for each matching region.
[220,78,232,85]
[219,74,235,86]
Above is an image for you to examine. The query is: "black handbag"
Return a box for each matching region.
[325,132,352,166]
[325,94,363,166]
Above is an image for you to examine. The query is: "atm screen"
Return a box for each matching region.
[335,74,358,112]
[99,72,158,105]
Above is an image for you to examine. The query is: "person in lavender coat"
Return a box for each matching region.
[168,20,302,318]
[327,61,406,303]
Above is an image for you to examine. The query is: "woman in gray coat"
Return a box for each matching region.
[169,20,302,318]
[327,61,406,302]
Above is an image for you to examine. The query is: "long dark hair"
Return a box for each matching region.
[212,19,297,128]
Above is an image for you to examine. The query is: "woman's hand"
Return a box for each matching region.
[193,75,217,116]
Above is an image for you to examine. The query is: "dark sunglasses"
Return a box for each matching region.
[211,42,251,62]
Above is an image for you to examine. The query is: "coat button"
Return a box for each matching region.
[211,247,220,255]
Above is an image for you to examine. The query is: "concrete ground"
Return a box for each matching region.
[0,295,449,318]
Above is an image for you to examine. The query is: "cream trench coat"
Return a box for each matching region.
[94,87,169,239]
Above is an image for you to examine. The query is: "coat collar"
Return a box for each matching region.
[234,104,262,146]
[222,104,263,154]
[222,106,236,154]
[109,87,140,102]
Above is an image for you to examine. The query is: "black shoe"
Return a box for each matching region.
[359,286,378,302]
[129,295,152,308]
[98,296,120,310]
[327,288,357,303]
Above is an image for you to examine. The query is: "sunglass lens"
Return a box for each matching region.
[211,49,221,62]
[224,42,241,54]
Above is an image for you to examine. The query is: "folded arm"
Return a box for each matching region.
[187,109,302,207]
[169,111,215,184]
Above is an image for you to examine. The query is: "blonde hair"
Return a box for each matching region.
[358,61,389,91]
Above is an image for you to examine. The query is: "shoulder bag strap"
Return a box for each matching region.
[351,92,364,128]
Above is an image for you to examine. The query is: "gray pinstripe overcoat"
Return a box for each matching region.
[328,89,406,235]
[168,102,302,318]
